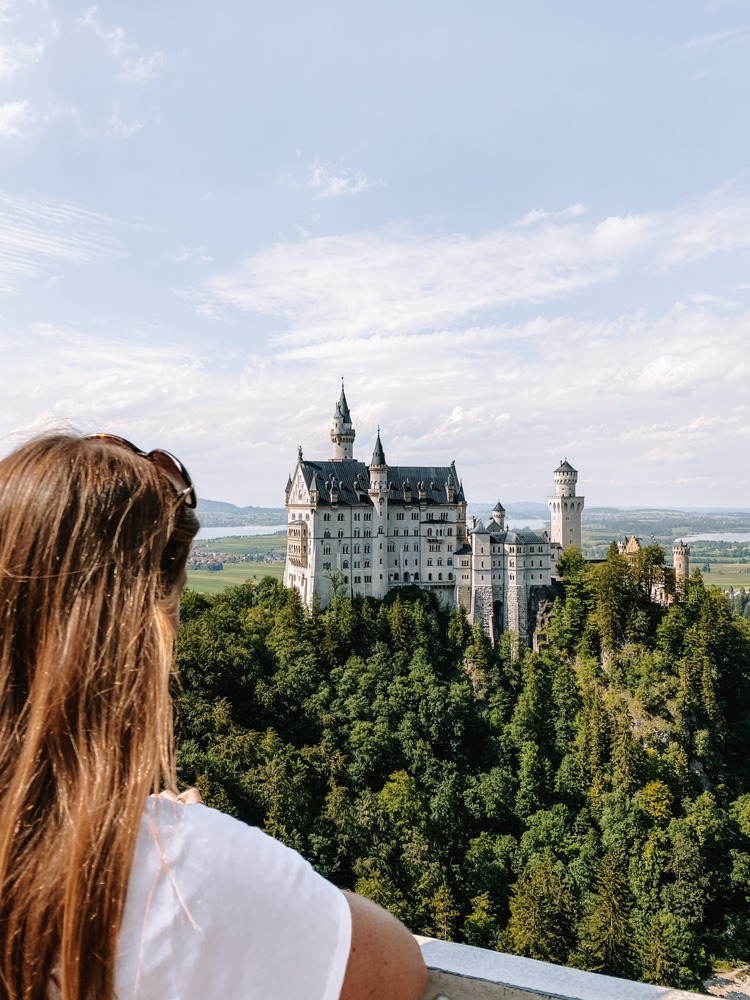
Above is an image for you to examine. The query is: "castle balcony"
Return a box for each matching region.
[416,939,706,1000]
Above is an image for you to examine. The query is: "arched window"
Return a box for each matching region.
[343,559,349,568]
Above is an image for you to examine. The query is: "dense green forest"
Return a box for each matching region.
[175,545,750,991]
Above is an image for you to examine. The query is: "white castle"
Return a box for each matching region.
[284,386,586,641]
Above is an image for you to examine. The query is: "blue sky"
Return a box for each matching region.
[1,0,749,507]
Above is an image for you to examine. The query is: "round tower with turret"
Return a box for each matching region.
[673,539,690,597]
[368,428,389,599]
[331,381,355,460]
[547,459,584,550]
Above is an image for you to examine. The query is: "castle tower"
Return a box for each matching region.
[673,540,690,597]
[330,381,355,460]
[368,428,389,599]
[491,501,506,530]
[547,459,584,550]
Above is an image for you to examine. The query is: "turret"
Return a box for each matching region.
[547,459,584,550]
[491,501,505,530]
[673,539,690,597]
[330,380,355,460]
[368,428,389,599]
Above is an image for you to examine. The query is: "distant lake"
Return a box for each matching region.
[681,532,750,543]
[197,524,287,540]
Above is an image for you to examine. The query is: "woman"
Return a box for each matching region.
[0,434,426,1000]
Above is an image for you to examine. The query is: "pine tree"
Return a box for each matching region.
[506,850,576,964]
[575,853,635,977]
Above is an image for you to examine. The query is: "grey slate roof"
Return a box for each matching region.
[493,501,505,512]
[335,385,352,424]
[555,459,577,474]
[370,431,386,468]
[485,528,548,545]
[296,459,465,506]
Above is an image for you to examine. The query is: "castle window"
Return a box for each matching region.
[343,544,349,553]
[364,513,372,521]
[414,544,419,552]
[364,560,370,567]
[323,562,331,569]
[354,576,361,584]
[354,561,360,568]
[404,543,409,551]
[403,528,408,536]
[344,576,349,583]
[412,513,419,520]
[447,528,453,536]
[428,573,432,580]
[427,513,433,521]
[365,575,371,583]
[364,544,371,553]
[438,573,442,580]
[396,512,404,520]
[437,558,443,565]
[354,513,361,521]
[447,558,452,566]
[394,529,399,536]
[364,529,371,537]
[414,572,419,580]
[354,544,360,553]
[323,546,331,555]
[323,513,331,521]
[427,558,433,566]
[338,513,345,521]
[343,560,349,568]
[387,544,395,552]
[427,528,433,537]
[448,572,453,580]
[437,529,443,537]
[338,530,344,538]
[394,573,399,581]
[324,530,331,539]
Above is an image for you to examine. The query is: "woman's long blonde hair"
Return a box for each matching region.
[0,433,199,1000]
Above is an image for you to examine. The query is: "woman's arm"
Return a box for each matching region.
[339,892,427,1000]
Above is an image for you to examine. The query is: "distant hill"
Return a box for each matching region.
[196,499,287,527]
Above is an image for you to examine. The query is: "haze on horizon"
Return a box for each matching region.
[0,1,748,509]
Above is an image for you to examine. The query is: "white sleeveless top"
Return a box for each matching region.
[115,798,352,999]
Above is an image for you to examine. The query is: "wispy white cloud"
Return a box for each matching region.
[0,35,44,80]
[308,161,378,199]
[514,204,587,227]
[192,187,750,351]
[77,6,166,83]
[0,99,33,136]
[106,102,147,139]
[686,26,748,48]
[0,193,120,294]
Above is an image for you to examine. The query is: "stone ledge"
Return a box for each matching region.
[416,938,703,1000]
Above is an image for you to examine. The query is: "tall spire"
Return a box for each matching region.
[370,426,386,468]
[335,377,352,424]
[330,379,355,460]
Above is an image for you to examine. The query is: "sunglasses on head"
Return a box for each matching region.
[85,433,197,509]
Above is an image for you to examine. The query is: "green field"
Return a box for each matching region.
[697,562,750,589]
[187,533,286,594]
[187,560,284,595]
